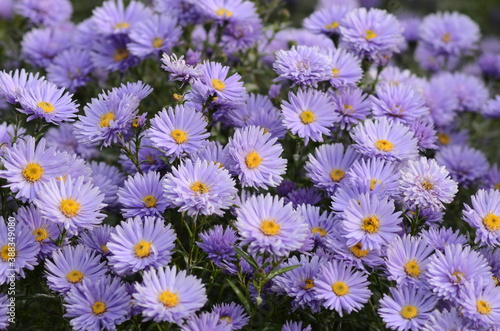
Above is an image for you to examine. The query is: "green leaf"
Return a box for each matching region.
[227,279,252,314]
[264,264,301,283]
[234,246,259,270]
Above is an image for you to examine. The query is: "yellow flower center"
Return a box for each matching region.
[404,259,420,278]
[92,301,106,315]
[365,30,377,40]
[220,316,232,323]
[343,105,353,113]
[494,276,499,286]
[304,278,315,290]
[494,183,500,190]
[476,300,491,314]
[101,244,109,253]
[67,270,84,284]
[216,8,233,18]
[113,48,129,62]
[375,139,394,152]
[33,228,48,242]
[135,240,152,258]
[330,169,345,182]
[158,290,179,308]
[245,151,263,169]
[37,101,55,113]
[332,281,349,296]
[56,175,67,182]
[261,219,281,236]
[311,227,327,237]
[300,110,316,124]
[212,79,226,91]
[421,180,434,191]
[173,93,184,102]
[22,162,44,182]
[332,68,340,76]
[361,216,380,234]
[442,33,451,43]
[483,213,500,231]
[132,118,140,128]
[401,305,418,319]
[142,195,157,208]
[369,178,381,191]
[152,37,163,48]
[1,246,15,261]
[60,198,81,218]
[437,133,450,145]
[191,181,209,194]
[452,270,465,283]
[325,22,339,30]
[349,243,369,258]
[99,112,115,128]
[115,22,129,29]
[171,129,187,144]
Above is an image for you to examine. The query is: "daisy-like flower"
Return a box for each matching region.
[378,285,437,331]
[371,83,429,124]
[195,0,257,24]
[427,244,492,300]
[377,65,422,88]
[281,89,338,144]
[399,157,458,212]
[419,227,467,252]
[45,123,98,160]
[0,136,64,201]
[163,159,237,217]
[350,117,419,162]
[304,5,353,36]
[282,321,312,331]
[235,194,309,257]
[154,0,201,26]
[0,294,8,330]
[21,25,73,69]
[47,48,93,92]
[181,312,232,331]
[194,61,247,103]
[64,276,131,331]
[211,303,249,330]
[17,80,79,124]
[0,69,45,104]
[133,266,207,324]
[128,14,181,58]
[91,0,152,36]
[191,141,233,171]
[435,145,489,188]
[273,45,333,88]
[459,280,500,328]
[227,125,287,189]
[285,187,323,208]
[0,219,39,285]
[107,216,176,275]
[117,171,167,218]
[450,72,489,113]
[422,307,470,331]
[339,8,405,65]
[91,35,140,72]
[305,143,361,193]
[463,189,500,246]
[408,118,438,151]
[297,204,336,247]
[347,157,400,198]
[342,192,402,251]
[79,224,115,256]
[483,96,500,119]
[89,161,125,206]
[324,47,363,88]
[423,74,458,127]
[197,225,237,270]
[14,0,72,26]
[419,12,480,57]
[314,260,371,316]
[45,245,107,294]
[385,235,434,286]
[330,87,371,130]
[34,175,106,235]
[148,105,209,159]
[161,53,202,83]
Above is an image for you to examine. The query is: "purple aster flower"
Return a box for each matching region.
[478,52,500,79]
[57,152,93,182]
[282,321,312,331]
[0,122,24,157]
[45,123,98,160]
[148,105,209,159]
[153,0,202,26]
[0,294,8,329]
[91,35,140,72]
[399,157,458,212]
[128,14,181,58]
[197,225,237,270]
[339,8,404,65]
[107,216,176,275]
[133,266,207,324]
[304,5,353,36]
[0,69,45,104]
[107,81,152,101]
[427,244,492,300]
[385,235,434,286]
[161,53,202,83]
[314,260,371,316]
[285,187,324,208]
[75,91,140,147]
[419,227,467,252]
[379,285,437,331]
[45,245,107,294]
[272,255,326,312]
[163,159,237,217]
[211,303,249,330]
[435,127,469,147]
[117,171,167,218]
[463,189,500,246]
[89,161,125,206]
[15,205,61,257]
[450,73,489,113]
[34,175,106,235]
[423,73,459,127]
[423,307,470,331]
[325,47,363,88]
[330,87,371,130]
[419,12,480,57]
[305,143,361,193]
[435,145,489,188]
[350,117,419,162]
[459,280,500,328]
[0,136,64,201]
[483,96,500,119]
[181,312,231,331]
[398,13,421,43]
[79,224,115,257]
[347,157,400,198]
[191,141,233,171]
[0,219,39,285]
[282,89,338,144]
[91,0,152,36]
[371,83,429,124]
[273,45,333,88]
[17,80,78,124]
[484,163,500,190]
[195,0,257,25]
[227,125,287,189]
[235,194,309,257]
[342,192,402,251]
[15,0,72,26]
[408,118,438,151]
[276,180,296,197]
[377,66,423,89]
[479,247,500,285]
[21,25,73,68]
[46,48,93,92]
[194,61,247,103]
